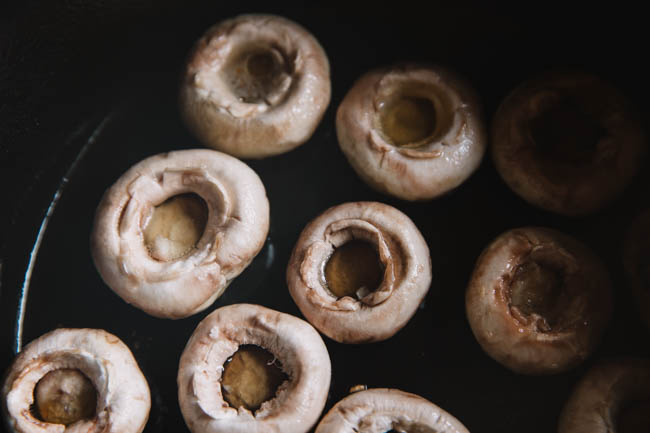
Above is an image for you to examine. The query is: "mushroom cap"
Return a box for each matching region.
[180,14,331,159]
[491,71,647,216]
[315,388,469,433]
[558,358,650,433]
[91,149,269,319]
[466,227,613,375]
[623,209,650,329]
[177,303,331,433]
[287,201,432,343]
[2,328,150,433]
[336,64,486,201]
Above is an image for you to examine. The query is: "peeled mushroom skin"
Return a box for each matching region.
[2,328,150,433]
[180,14,331,159]
[315,388,469,433]
[465,227,613,375]
[90,149,270,319]
[558,358,650,433]
[286,201,432,344]
[177,303,331,433]
[336,64,487,201]
[491,71,646,216]
[623,209,650,329]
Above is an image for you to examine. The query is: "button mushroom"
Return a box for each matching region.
[177,303,331,433]
[2,328,150,433]
[336,64,486,201]
[286,201,431,343]
[558,358,650,433]
[180,14,331,159]
[491,71,646,216]
[623,209,650,329]
[91,149,270,319]
[315,388,470,433]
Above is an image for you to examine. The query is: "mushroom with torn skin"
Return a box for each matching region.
[177,303,331,433]
[491,71,646,216]
[558,358,650,433]
[465,227,613,375]
[336,64,486,201]
[2,328,150,433]
[286,201,431,344]
[91,149,269,319]
[623,209,650,329]
[315,388,470,433]
[180,14,331,159]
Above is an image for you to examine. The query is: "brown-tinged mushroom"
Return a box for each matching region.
[623,209,650,329]
[91,149,269,319]
[492,71,646,216]
[558,358,650,433]
[180,14,331,159]
[286,201,431,344]
[2,328,150,433]
[336,64,486,201]
[315,388,470,433]
[465,227,612,375]
[177,303,331,433]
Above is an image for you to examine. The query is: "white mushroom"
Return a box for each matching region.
[286,201,431,343]
[180,14,331,159]
[2,328,150,433]
[91,149,269,319]
[177,303,331,433]
[336,64,486,201]
[315,388,470,433]
[465,227,612,375]
[623,209,650,329]
[491,71,646,216]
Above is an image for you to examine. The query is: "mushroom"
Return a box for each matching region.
[177,303,331,433]
[623,209,650,329]
[2,328,150,433]
[465,227,612,374]
[286,201,431,344]
[491,71,646,216]
[558,358,650,433]
[315,388,470,433]
[180,14,331,159]
[91,149,269,319]
[336,64,486,201]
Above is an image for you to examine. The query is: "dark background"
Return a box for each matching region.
[1,2,649,432]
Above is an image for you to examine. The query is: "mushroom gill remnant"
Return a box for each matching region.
[224,47,291,105]
[324,240,384,299]
[33,368,97,426]
[379,95,437,147]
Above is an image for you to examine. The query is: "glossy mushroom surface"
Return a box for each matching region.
[465,227,612,374]
[558,358,650,433]
[287,201,431,343]
[492,71,646,216]
[336,64,486,201]
[91,149,270,319]
[315,388,469,433]
[177,303,331,433]
[180,14,331,159]
[2,328,150,433]
[623,209,650,329]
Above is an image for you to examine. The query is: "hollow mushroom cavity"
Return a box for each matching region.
[315,388,470,433]
[623,209,650,329]
[91,149,270,319]
[465,227,613,374]
[180,14,331,159]
[177,303,331,433]
[336,64,486,201]
[491,71,646,216]
[286,201,432,344]
[2,328,151,433]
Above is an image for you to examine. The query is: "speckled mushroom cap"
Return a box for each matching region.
[315,388,470,433]
[623,209,650,329]
[336,64,486,201]
[91,149,269,319]
[177,303,331,433]
[2,328,150,433]
[558,358,650,433]
[492,71,646,216]
[180,14,331,159]
[466,227,613,375]
[286,201,431,343]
